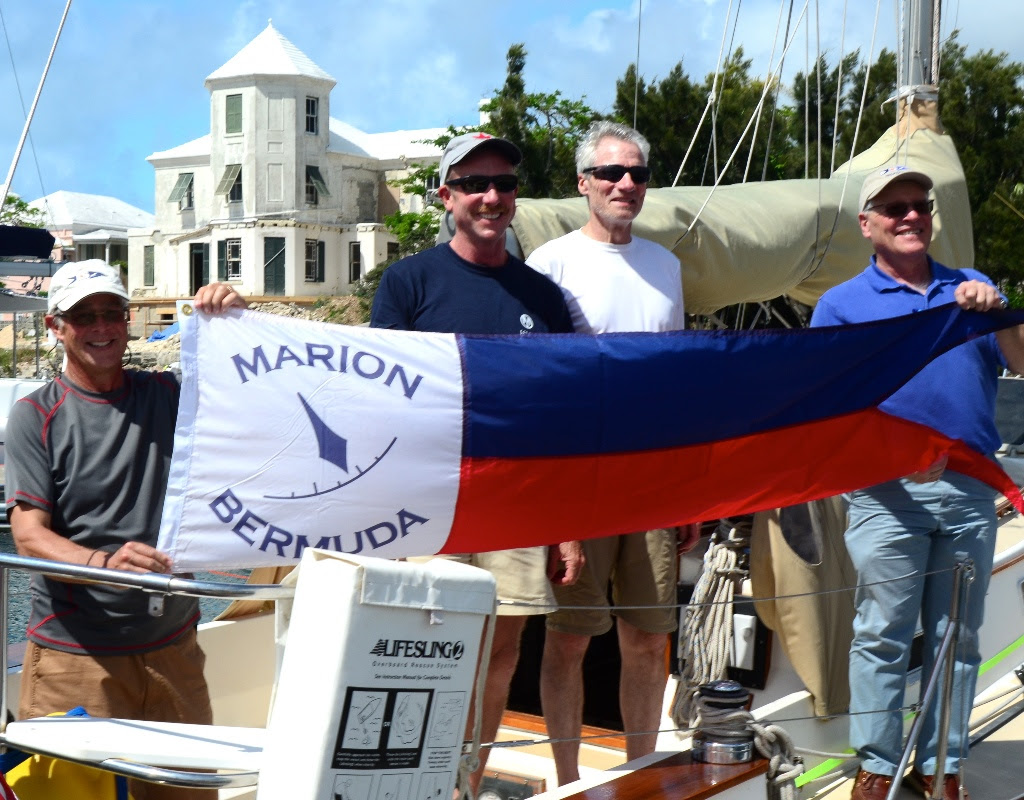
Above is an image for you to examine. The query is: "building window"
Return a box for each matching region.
[387,242,399,261]
[144,245,155,286]
[305,97,319,134]
[424,174,440,194]
[226,94,242,134]
[217,238,242,280]
[168,172,194,210]
[348,242,361,284]
[305,239,325,282]
[217,164,243,202]
[305,165,329,206]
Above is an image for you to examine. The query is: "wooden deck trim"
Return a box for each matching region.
[559,751,767,800]
[500,711,627,751]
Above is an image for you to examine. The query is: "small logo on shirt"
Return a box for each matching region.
[520,314,535,330]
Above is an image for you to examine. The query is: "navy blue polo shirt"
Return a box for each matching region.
[811,257,1007,455]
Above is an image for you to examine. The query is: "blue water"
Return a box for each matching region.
[1,533,246,644]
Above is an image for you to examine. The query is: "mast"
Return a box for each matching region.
[900,0,940,97]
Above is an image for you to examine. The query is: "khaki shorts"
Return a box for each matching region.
[547,529,678,636]
[19,629,214,800]
[19,628,212,724]
[411,547,555,616]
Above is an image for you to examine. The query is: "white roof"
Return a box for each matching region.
[205,23,335,86]
[147,135,211,164]
[328,119,444,162]
[27,191,154,231]
[148,124,442,165]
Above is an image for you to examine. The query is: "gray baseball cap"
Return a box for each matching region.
[859,165,933,211]
[439,132,522,185]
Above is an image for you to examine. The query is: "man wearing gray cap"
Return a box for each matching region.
[371,132,582,796]
[811,166,1024,800]
[5,261,244,800]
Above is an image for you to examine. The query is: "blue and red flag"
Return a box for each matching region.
[157,302,1024,570]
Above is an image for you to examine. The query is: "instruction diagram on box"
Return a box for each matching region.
[334,686,436,770]
[426,692,464,748]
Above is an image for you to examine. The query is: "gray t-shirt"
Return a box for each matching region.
[4,370,200,654]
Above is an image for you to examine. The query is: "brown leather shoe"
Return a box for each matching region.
[851,770,895,800]
[904,768,970,800]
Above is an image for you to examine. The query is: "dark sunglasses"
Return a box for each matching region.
[865,199,934,218]
[445,174,519,193]
[582,164,652,184]
[55,308,129,326]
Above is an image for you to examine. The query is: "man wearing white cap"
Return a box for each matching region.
[4,261,244,800]
[371,131,582,798]
[811,166,1024,800]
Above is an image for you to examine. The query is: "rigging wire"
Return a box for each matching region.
[760,0,797,182]
[0,0,73,213]
[0,1,50,217]
[743,0,790,183]
[829,0,851,176]
[674,1,811,246]
[801,0,884,282]
[632,0,642,130]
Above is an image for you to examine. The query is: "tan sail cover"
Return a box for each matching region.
[750,497,856,717]
[511,107,972,315]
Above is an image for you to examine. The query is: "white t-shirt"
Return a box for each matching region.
[526,229,685,334]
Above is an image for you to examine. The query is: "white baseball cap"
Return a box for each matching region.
[48,260,129,313]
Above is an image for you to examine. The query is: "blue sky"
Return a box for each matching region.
[2,0,1021,214]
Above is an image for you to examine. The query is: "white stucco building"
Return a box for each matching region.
[128,23,444,298]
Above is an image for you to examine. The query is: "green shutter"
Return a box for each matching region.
[167,173,194,203]
[216,164,242,195]
[217,240,227,280]
[306,165,330,197]
[226,94,242,133]
[144,245,155,286]
[317,241,325,282]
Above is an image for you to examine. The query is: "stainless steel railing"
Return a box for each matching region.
[0,550,294,790]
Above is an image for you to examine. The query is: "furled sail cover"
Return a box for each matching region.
[511,110,971,315]
[158,303,1023,571]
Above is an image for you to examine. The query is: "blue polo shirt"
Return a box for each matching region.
[810,257,1006,455]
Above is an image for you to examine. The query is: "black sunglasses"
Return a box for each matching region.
[445,174,519,193]
[55,308,129,326]
[582,164,652,184]
[865,199,934,218]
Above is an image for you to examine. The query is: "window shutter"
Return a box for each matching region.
[226,94,242,133]
[317,241,325,282]
[217,240,227,280]
[144,246,155,286]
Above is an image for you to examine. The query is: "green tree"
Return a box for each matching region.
[937,35,1024,281]
[480,44,600,198]
[1,194,45,227]
[614,49,794,187]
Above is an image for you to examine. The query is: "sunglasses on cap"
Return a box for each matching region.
[445,174,519,193]
[581,164,652,184]
[865,199,934,218]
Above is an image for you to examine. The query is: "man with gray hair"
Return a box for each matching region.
[527,120,697,785]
